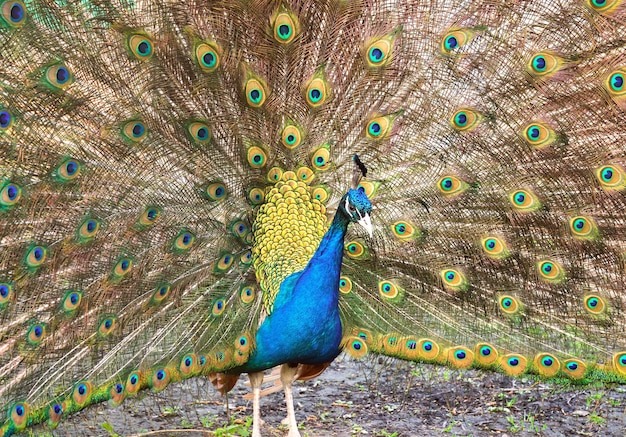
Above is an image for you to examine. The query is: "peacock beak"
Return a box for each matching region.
[357,213,373,238]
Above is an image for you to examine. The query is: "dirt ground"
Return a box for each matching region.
[39,356,626,437]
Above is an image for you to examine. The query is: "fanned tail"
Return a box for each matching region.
[336,0,626,381]
[1,0,626,435]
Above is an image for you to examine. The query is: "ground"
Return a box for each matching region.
[38,356,626,437]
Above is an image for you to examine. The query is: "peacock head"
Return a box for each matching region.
[340,154,374,237]
[340,188,373,236]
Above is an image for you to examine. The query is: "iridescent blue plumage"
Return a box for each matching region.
[244,189,373,372]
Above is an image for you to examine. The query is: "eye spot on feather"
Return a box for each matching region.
[0,109,12,130]
[236,334,252,354]
[569,215,598,240]
[450,108,481,132]
[97,316,117,337]
[563,359,586,379]
[73,381,93,406]
[187,121,211,144]
[25,245,48,269]
[126,371,141,395]
[481,236,509,259]
[366,116,390,139]
[122,120,147,143]
[391,220,420,241]
[522,121,556,148]
[614,352,626,375]
[344,240,368,259]
[112,257,133,280]
[212,298,226,316]
[205,182,227,201]
[526,51,563,79]
[1,181,22,208]
[369,47,383,63]
[173,230,195,252]
[534,353,560,377]
[305,72,330,107]
[537,260,565,283]
[378,280,403,302]
[583,294,606,315]
[311,186,329,203]
[441,28,473,53]
[437,176,467,196]
[345,337,368,358]
[281,125,302,149]
[586,0,622,14]
[498,295,521,314]
[56,159,81,182]
[474,343,498,365]
[596,164,625,190]
[309,88,321,102]
[108,383,125,406]
[0,282,13,307]
[27,323,46,345]
[128,34,154,60]
[247,187,265,205]
[267,167,284,183]
[47,401,64,425]
[418,338,440,360]
[500,353,527,376]
[509,189,540,212]
[61,290,83,313]
[203,52,215,67]
[365,30,398,68]
[151,368,171,391]
[10,402,29,429]
[76,217,101,242]
[357,180,379,198]
[214,252,234,273]
[604,67,626,106]
[150,284,171,306]
[245,78,267,107]
[440,269,467,291]
[338,276,352,294]
[240,285,256,304]
[447,346,473,368]
[311,145,331,170]
[45,64,74,90]
[194,42,220,72]
[273,12,298,44]
[296,167,314,184]
[246,145,267,169]
[2,1,27,27]
[179,354,198,377]
[610,72,624,91]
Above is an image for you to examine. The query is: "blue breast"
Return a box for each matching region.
[243,215,349,373]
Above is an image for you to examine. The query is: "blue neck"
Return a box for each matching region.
[302,210,350,293]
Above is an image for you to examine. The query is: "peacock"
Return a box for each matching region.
[1,0,626,435]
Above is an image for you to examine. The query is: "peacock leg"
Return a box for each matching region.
[249,371,264,437]
[280,363,302,437]
[224,392,230,421]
